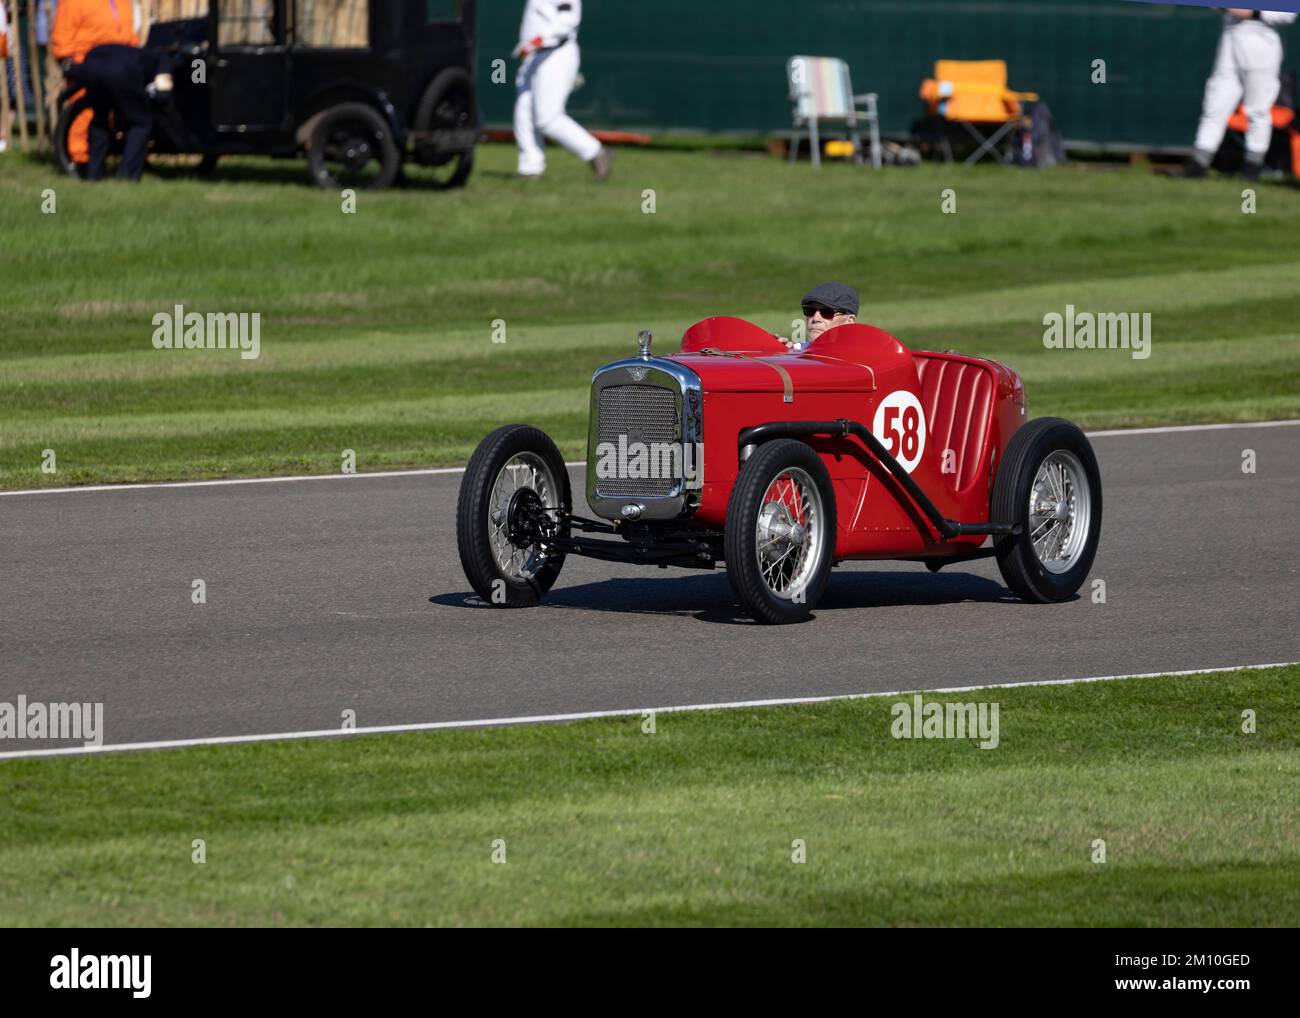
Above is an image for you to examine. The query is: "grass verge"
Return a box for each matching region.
[1,665,1296,926]
[2,145,1298,487]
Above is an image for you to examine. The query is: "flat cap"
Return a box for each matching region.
[801,281,859,316]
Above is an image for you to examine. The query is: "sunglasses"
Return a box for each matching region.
[802,305,843,320]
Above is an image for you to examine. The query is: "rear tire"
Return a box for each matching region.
[306,102,401,191]
[991,417,1102,602]
[456,425,571,608]
[725,440,836,624]
[413,67,476,189]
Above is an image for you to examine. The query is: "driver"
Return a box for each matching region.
[777,282,859,350]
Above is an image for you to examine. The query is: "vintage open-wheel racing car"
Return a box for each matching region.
[54,0,477,190]
[456,317,1102,624]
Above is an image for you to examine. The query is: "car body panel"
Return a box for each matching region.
[586,317,1028,560]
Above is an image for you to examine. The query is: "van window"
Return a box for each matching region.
[426,1,460,23]
[217,0,278,46]
[298,0,370,48]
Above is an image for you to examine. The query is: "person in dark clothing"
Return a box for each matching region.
[52,0,170,181]
[71,43,159,179]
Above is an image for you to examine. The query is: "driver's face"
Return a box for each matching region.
[804,306,855,341]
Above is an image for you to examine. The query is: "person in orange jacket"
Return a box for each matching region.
[52,0,170,180]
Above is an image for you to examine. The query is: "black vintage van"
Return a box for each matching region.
[56,0,477,190]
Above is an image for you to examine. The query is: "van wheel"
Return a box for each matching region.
[54,92,101,178]
[413,67,476,189]
[306,102,400,191]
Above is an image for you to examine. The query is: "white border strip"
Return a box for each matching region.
[2,418,1297,498]
[1086,419,1300,437]
[1,661,1293,761]
[0,463,583,497]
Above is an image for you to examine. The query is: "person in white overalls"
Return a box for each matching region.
[514,0,611,181]
[1181,8,1297,179]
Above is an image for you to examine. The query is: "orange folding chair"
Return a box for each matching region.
[1226,103,1299,176]
[919,60,1038,166]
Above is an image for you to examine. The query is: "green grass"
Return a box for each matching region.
[1,666,1296,926]
[2,144,1299,487]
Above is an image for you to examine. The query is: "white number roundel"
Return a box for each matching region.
[872,390,926,473]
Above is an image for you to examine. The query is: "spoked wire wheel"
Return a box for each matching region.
[1028,449,1091,574]
[992,417,1102,602]
[457,425,571,607]
[726,439,836,624]
[755,467,826,599]
[488,452,561,581]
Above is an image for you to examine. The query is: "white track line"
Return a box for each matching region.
[3,419,1297,498]
[0,462,584,497]
[1087,419,1300,437]
[0,661,1293,761]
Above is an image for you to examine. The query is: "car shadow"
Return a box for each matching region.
[430,568,1016,625]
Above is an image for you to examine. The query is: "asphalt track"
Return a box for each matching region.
[1,422,1297,755]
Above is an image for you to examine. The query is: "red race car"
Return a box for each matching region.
[457,316,1102,624]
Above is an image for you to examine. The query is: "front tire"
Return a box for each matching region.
[456,425,571,608]
[725,440,836,624]
[54,92,100,178]
[991,417,1102,602]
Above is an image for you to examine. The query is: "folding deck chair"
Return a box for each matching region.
[919,60,1038,166]
[787,55,882,169]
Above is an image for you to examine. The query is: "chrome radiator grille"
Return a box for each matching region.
[595,384,679,498]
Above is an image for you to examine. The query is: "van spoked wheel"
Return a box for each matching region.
[456,425,571,608]
[725,439,836,624]
[307,102,400,191]
[54,92,110,178]
[413,67,476,190]
[991,417,1102,602]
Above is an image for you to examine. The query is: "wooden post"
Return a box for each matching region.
[42,0,55,138]
[26,0,44,150]
[0,12,11,152]
[10,0,28,151]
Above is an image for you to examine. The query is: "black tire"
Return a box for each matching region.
[456,424,571,608]
[724,439,837,624]
[412,67,476,189]
[197,153,220,175]
[306,102,401,191]
[991,417,1102,602]
[54,93,101,178]
[426,146,474,190]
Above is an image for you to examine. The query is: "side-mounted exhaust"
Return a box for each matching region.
[736,418,1021,540]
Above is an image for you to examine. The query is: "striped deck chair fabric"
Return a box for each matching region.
[787,55,881,169]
